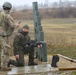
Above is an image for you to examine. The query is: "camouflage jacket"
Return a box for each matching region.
[13,29,30,55]
[0,10,15,36]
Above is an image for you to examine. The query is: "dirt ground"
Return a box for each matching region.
[0,55,76,75]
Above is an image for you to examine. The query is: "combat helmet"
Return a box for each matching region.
[2,2,12,9]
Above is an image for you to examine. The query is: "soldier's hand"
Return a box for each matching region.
[15,21,21,28]
[37,44,42,48]
[25,44,29,47]
[15,55,19,59]
[15,23,19,28]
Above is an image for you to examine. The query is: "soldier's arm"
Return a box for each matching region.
[7,14,20,29]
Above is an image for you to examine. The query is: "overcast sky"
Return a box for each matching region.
[0,0,75,6]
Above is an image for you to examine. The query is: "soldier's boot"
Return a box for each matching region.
[1,67,11,71]
[28,62,38,66]
[7,59,17,67]
[28,55,38,66]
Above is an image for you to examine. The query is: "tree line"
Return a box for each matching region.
[10,7,76,20]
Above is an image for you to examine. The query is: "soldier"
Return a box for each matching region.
[0,2,19,71]
[8,24,41,67]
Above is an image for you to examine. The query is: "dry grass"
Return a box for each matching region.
[11,19,76,46]
[13,18,76,46]
[10,18,76,58]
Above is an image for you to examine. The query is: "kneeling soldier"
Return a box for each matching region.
[8,24,42,67]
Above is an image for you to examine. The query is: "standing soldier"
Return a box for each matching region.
[0,2,19,71]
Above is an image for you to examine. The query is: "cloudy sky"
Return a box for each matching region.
[0,0,75,6]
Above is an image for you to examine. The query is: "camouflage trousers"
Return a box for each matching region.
[9,47,35,67]
[0,37,10,69]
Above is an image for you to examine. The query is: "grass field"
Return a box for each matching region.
[10,18,76,59]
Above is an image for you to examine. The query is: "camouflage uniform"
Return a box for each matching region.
[8,25,37,67]
[0,2,16,70]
